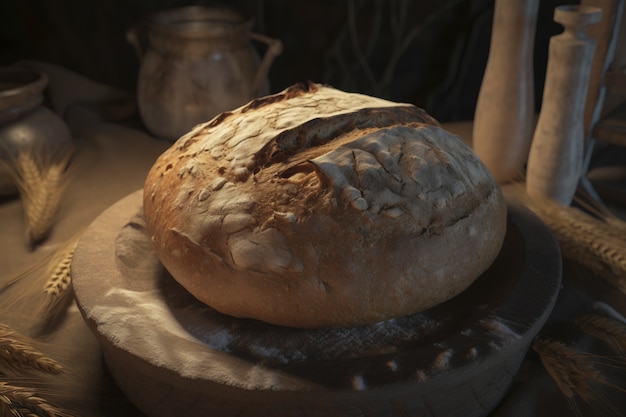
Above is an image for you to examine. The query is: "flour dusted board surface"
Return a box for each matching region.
[143,82,508,328]
[72,189,561,417]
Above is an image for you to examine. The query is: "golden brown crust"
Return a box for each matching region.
[143,83,507,328]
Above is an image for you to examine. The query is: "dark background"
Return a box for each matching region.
[0,0,568,122]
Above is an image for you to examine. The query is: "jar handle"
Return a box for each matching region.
[126,24,148,62]
[248,32,283,97]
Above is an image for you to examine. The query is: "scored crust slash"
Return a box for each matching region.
[143,82,507,328]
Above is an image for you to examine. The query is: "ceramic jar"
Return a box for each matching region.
[128,6,282,141]
[0,67,73,196]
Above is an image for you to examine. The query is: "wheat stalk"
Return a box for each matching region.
[43,252,73,302]
[572,193,626,243]
[526,196,626,294]
[34,238,79,337]
[12,151,72,245]
[0,381,73,417]
[533,338,626,417]
[0,324,63,376]
[533,339,607,402]
[577,315,626,357]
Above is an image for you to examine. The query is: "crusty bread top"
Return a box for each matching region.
[146,82,440,235]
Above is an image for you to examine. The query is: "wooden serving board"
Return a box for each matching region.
[72,189,561,417]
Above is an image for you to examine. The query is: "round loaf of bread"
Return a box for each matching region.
[143,82,507,328]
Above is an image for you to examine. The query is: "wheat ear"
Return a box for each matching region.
[533,338,626,416]
[576,315,626,357]
[43,250,73,302]
[35,238,79,336]
[0,381,73,417]
[13,151,72,245]
[0,324,63,375]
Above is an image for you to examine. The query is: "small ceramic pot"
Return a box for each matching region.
[0,67,73,196]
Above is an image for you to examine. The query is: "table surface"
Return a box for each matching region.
[0,72,625,417]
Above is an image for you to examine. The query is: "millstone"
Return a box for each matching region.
[72,189,561,417]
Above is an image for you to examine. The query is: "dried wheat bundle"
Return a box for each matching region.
[10,150,72,245]
[576,315,626,357]
[0,324,63,376]
[533,338,626,417]
[525,196,626,295]
[0,381,74,417]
